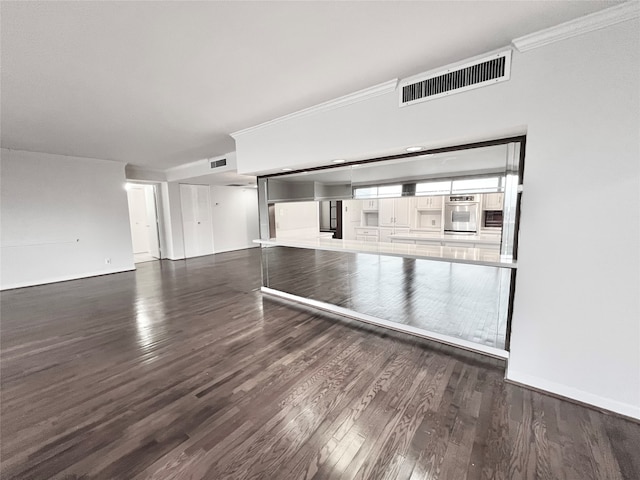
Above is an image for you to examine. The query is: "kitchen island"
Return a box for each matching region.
[254,236,515,269]
[389,231,502,249]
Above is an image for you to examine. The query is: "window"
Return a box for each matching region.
[415,180,452,195]
[353,187,377,199]
[451,176,503,193]
[377,185,402,198]
[354,184,402,199]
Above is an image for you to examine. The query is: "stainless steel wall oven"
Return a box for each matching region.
[444,195,479,234]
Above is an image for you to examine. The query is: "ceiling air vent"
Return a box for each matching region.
[399,50,511,107]
[210,158,227,169]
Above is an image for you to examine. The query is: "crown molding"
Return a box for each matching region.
[231,79,398,138]
[512,1,640,52]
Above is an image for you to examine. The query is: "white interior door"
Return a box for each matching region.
[127,186,151,254]
[144,185,160,258]
[180,184,214,258]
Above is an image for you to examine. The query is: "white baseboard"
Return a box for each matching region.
[0,266,136,291]
[214,244,260,254]
[506,369,640,420]
[166,245,257,260]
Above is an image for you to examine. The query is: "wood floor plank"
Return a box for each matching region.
[1,248,638,480]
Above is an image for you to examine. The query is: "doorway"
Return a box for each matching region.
[126,183,161,264]
[319,200,343,239]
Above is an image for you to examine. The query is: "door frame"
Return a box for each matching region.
[125,182,163,260]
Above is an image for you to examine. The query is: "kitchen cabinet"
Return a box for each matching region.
[379,200,394,227]
[379,198,411,227]
[378,227,393,243]
[394,198,411,227]
[361,199,378,212]
[356,235,379,242]
[483,193,504,210]
[416,196,443,210]
[379,227,409,243]
[355,227,378,242]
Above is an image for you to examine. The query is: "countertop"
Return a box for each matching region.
[389,232,502,245]
[254,237,516,269]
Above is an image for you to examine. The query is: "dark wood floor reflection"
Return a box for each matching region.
[265,246,509,349]
[1,248,638,479]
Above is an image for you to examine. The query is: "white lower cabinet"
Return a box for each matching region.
[378,227,394,243]
[393,198,411,227]
[356,235,378,242]
[378,198,411,228]
[355,227,379,242]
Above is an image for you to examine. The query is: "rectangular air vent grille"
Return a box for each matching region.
[400,50,511,106]
[210,158,227,169]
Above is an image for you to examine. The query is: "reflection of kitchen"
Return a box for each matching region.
[344,192,503,250]
[273,190,504,251]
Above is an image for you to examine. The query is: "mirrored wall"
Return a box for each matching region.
[256,138,524,356]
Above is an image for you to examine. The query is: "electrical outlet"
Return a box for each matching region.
[105,258,111,265]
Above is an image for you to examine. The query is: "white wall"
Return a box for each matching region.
[210,186,260,253]
[0,149,135,289]
[161,182,260,258]
[274,201,320,239]
[234,19,640,418]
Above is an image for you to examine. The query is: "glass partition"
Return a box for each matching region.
[261,246,512,350]
[257,138,524,355]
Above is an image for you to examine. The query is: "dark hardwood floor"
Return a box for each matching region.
[1,248,638,479]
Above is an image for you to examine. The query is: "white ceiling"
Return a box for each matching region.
[1,1,619,171]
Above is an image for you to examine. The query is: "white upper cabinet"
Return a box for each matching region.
[416,195,443,210]
[361,199,378,211]
[483,193,504,210]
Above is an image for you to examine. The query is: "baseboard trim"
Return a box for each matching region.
[506,370,640,422]
[0,266,136,291]
[261,286,509,360]
[213,244,260,255]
